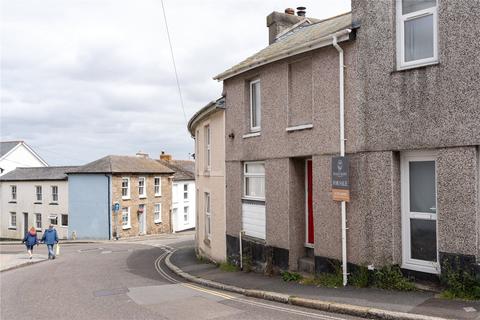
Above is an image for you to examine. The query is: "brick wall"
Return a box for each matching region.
[111,174,172,238]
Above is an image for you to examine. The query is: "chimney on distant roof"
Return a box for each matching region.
[297,6,306,17]
[266,10,305,45]
[160,151,172,161]
[136,151,149,158]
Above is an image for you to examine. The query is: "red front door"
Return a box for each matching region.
[306,160,314,245]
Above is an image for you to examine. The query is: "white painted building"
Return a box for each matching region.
[0,166,76,239]
[158,156,196,232]
[0,141,48,176]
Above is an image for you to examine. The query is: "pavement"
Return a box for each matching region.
[167,246,480,320]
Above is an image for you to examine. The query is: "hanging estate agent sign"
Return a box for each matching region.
[332,156,350,202]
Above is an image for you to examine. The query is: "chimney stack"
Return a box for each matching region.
[266,10,305,44]
[297,6,306,17]
[160,151,172,161]
[136,151,149,159]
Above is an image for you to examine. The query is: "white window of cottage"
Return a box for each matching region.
[244,162,265,200]
[396,0,438,69]
[122,177,130,199]
[204,125,211,171]
[51,186,58,202]
[205,192,211,240]
[122,207,131,229]
[11,185,17,201]
[154,203,162,223]
[35,213,42,230]
[138,177,146,198]
[35,186,42,201]
[154,177,161,196]
[250,79,261,132]
[9,212,16,228]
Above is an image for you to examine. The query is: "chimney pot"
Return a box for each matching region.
[160,152,172,161]
[297,6,306,17]
[136,151,149,158]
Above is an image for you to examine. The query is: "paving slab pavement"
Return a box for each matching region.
[169,246,480,320]
[0,253,48,272]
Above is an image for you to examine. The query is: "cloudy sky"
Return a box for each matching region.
[1,0,350,166]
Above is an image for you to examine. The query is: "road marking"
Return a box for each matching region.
[153,246,348,320]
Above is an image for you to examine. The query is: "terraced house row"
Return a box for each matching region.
[192,0,480,283]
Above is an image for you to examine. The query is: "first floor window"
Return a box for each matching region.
[249,79,261,131]
[122,207,130,228]
[10,212,16,228]
[154,177,161,196]
[138,177,146,197]
[183,206,189,223]
[205,125,211,170]
[11,185,17,201]
[122,178,130,198]
[36,213,42,229]
[51,186,58,202]
[205,193,211,239]
[49,215,58,225]
[183,184,188,200]
[154,203,161,223]
[35,186,42,201]
[396,0,438,68]
[244,162,265,200]
[61,214,68,226]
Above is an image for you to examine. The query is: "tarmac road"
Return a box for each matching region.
[0,238,363,320]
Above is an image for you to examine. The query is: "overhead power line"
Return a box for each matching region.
[161,0,188,126]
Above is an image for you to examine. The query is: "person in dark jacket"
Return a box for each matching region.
[22,227,38,259]
[41,224,59,259]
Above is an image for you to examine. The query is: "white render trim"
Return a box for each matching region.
[400,150,440,274]
[286,124,313,132]
[242,132,261,139]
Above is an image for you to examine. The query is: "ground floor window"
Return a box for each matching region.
[49,214,58,225]
[183,206,189,224]
[205,193,211,240]
[35,213,42,229]
[9,212,16,228]
[401,151,439,274]
[154,203,161,223]
[61,214,68,227]
[122,207,131,229]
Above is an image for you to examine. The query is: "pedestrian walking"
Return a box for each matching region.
[22,227,38,259]
[41,224,59,259]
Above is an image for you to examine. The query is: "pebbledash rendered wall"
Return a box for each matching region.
[224,2,480,277]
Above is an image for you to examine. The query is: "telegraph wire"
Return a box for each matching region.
[161,0,188,126]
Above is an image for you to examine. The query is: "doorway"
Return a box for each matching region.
[23,212,28,235]
[138,205,146,235]
[305,159,314,247]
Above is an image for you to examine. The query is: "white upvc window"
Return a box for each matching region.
[205,193,211,240]
[49,214,58,225]
[9,212,16,228]
[121,177,130,199]
[138,177,146,198]
[243,162,265,200]
[10,185,17,201]
[396,0,438,70]
[35,213,42,230]
[205,125,211,171]
[122,207,131,229]
[35,186,42,201]
[51,185,58,202]
[154,177,161,196]
[183,184,188,200]
[183,206,189,223]
[249,79,261,132]
[154,203,162,223]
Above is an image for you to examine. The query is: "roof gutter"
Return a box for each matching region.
[214,28,352,81]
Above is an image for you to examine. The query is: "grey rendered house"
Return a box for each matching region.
[216,1,480,280]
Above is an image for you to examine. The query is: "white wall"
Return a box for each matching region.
[171,180,196,232]
[0,180,69,239]
[0,144,47,176]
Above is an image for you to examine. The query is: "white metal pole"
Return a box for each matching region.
[332,34,348,287]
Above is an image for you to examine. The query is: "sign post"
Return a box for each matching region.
[331,156,350,202]
[113,202,120,240]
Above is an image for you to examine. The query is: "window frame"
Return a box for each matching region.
[121,177,130,199]
[35,185,42,202]
[49,214,58,226]
[138,177,146,198]
[154,177,161,196]
[51,185,59,202]
[396,0,438,70]
[249,79,261,132]
[183,206,189,224]
[10,185,17,201]
[61,214,68,227]
[243,162,266,201]
[154,203,162,223]
[183,184,188,200]
[205,192,211,240]
[204,125,211,171]
[9,212,16,229]
[35,213,42,230]
[122,207,131,229]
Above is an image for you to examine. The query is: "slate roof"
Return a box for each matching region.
[158,160,195,181]
[0,141,22,158]
[187,96,225,136]
[214,12,352,80]
[0,166,78,181]
[68,155,174,174]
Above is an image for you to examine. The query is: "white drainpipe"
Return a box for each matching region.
[239,230,245,269]
[332,31,350,287]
